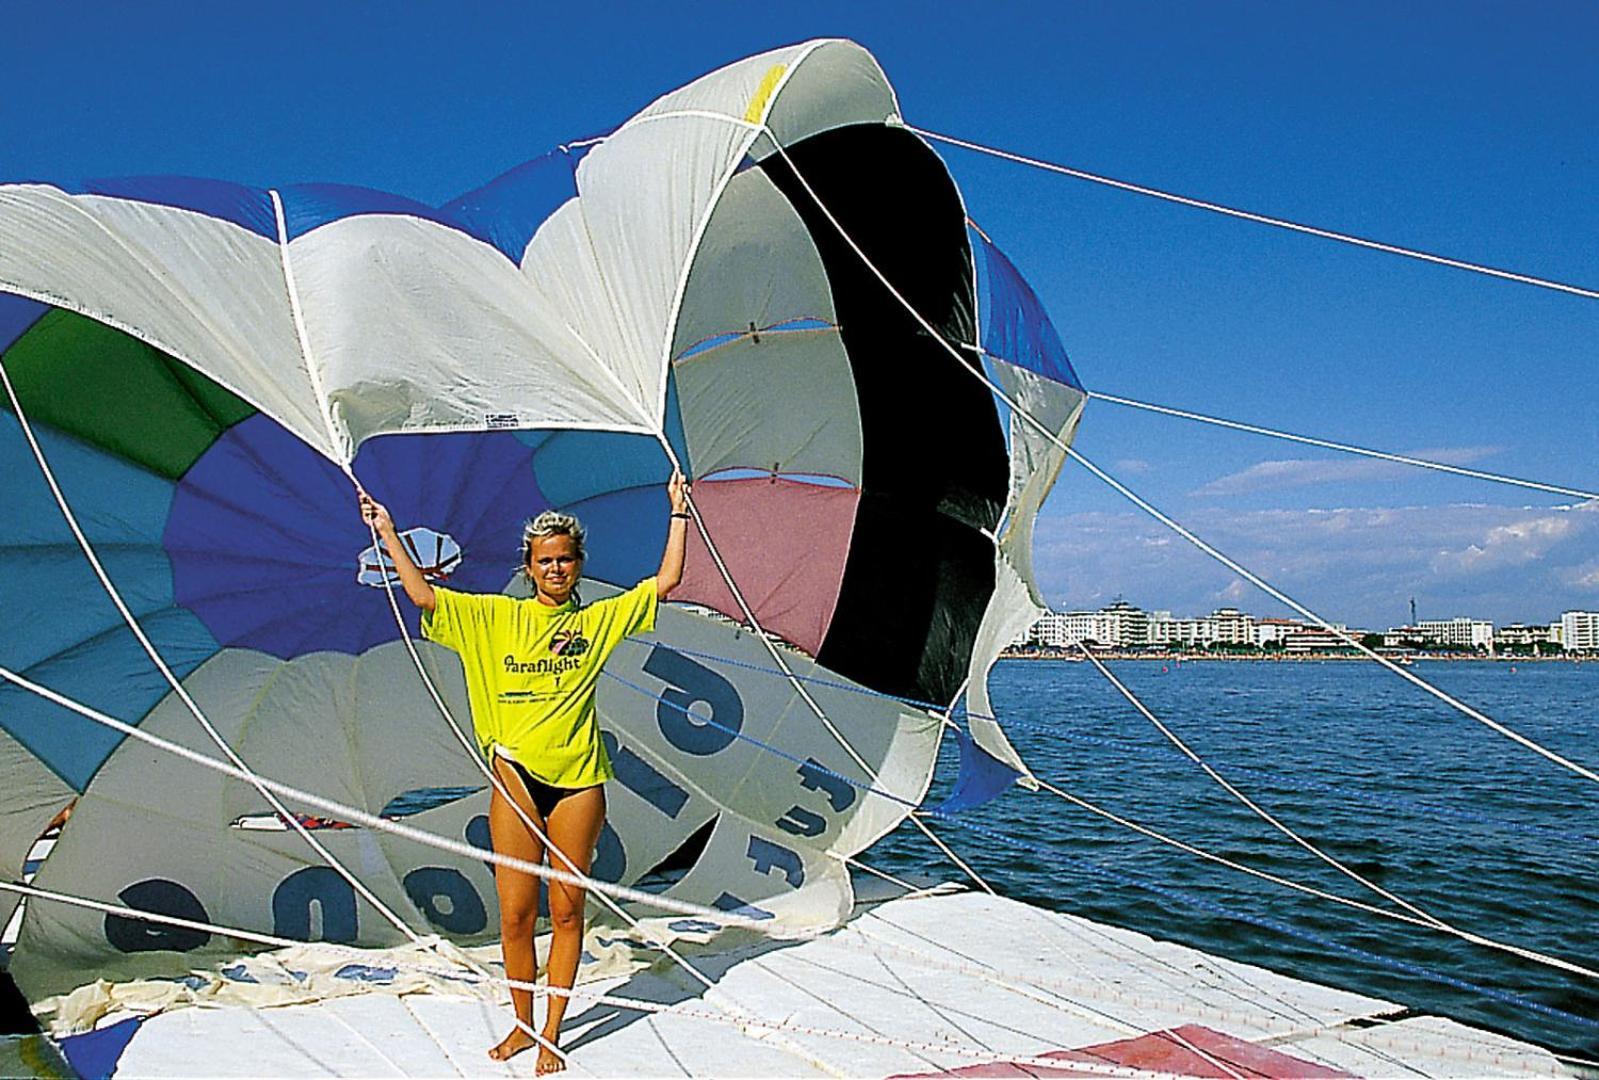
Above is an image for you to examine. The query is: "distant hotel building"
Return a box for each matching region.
[1562,611,1599,652]
[1030,601,1148,648]
[1414,618,1494,651]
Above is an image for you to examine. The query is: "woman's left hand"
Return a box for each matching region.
[667,469,690,515]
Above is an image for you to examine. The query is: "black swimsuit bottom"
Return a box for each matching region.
[501,755,583,819]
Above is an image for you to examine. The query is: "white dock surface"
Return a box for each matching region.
[88,890,1571,1078]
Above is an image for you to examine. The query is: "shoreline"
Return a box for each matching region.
[999,650,1589,663]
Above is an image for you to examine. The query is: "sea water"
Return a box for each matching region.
[867,658,1599,1060]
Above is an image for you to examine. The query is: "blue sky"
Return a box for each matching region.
[4,1,1595,630]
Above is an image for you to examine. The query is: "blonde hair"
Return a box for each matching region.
[520,511,586,579]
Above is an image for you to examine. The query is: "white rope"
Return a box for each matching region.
[268,189,352,465]
[1085,390,1599,503]
[0,664,821,939]
[909,126,1599,302]
[764,136,1599,792]
[1077,644,1449,929]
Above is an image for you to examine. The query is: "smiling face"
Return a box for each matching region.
[527,533,582,606]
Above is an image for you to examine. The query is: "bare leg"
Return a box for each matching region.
[536,784,605,1075]
[487,756,547,1063]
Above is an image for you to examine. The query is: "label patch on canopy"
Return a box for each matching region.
[359,527,461,586]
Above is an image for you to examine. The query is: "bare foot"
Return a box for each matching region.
[536,1037,566,1075]
[488,1027,537,1063]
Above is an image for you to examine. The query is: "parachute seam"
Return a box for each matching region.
[650,43,823,428]
[269,190,350,469]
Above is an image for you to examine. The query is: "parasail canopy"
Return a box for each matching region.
[0,39,1084,999]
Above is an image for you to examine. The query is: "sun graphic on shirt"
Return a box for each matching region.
[550,629,590,657]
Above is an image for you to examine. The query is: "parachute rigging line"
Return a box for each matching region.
[1083,390,1599,503]
[1032,771,1599,982]
[909,126,1599,301]
[934,813,1599,1037]
[619,639,1599,850]
[618,630,1599,982]
[763,130,1599,791]
[0,664,829,934]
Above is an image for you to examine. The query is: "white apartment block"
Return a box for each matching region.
[1210,608,1255,644]
[1027,601,1151,648]
[1414,618,1494,650]
[1494,623,1558,648]
[1562,611,1599,652]
[1253,618,1300,647]
[1283,626,1355,653]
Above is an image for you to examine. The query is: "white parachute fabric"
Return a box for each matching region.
[0,38,1078,1007]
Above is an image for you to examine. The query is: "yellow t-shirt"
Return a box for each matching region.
[421,579,657,787]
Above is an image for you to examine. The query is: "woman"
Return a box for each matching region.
[360,469,689,1071]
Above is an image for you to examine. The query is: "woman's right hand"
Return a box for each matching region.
[358,489,395,537]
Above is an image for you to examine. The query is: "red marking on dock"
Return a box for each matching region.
[890,1023,1353,1078]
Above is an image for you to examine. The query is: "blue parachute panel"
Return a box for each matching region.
[0,421,220,790]
[932,725,1021,815]
[439,145,589,262]
[58,1015,144,1080]
[973,230,1082,391]
[0,608,217,792]
[561,485,666,591]
[530,429,670,509]
[278,183,477,246]
[0,293,49,353]
[165,417,545,658]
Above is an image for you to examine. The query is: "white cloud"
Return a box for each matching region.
[1029,500,1599,627]
[1191,447,1501,497]
[1113,458,1153,475]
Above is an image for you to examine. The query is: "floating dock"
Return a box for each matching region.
[3,883,1574,1078]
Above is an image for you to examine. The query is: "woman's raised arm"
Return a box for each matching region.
[657,470,690,600]
[359,489,437,612]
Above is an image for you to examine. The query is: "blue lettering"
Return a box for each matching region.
[775,805,827,838]
[105,879,211,954]
[798,758,856,812]
[746,835,804,888]
[403,867,487,935]
[466,814,494,875]
[592,821,626,883]
[713,892,776,920]
[602,731,690,817]
[642,646,744,756]
[273,866,358,943]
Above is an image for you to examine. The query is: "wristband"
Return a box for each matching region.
[671,511,691,520]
